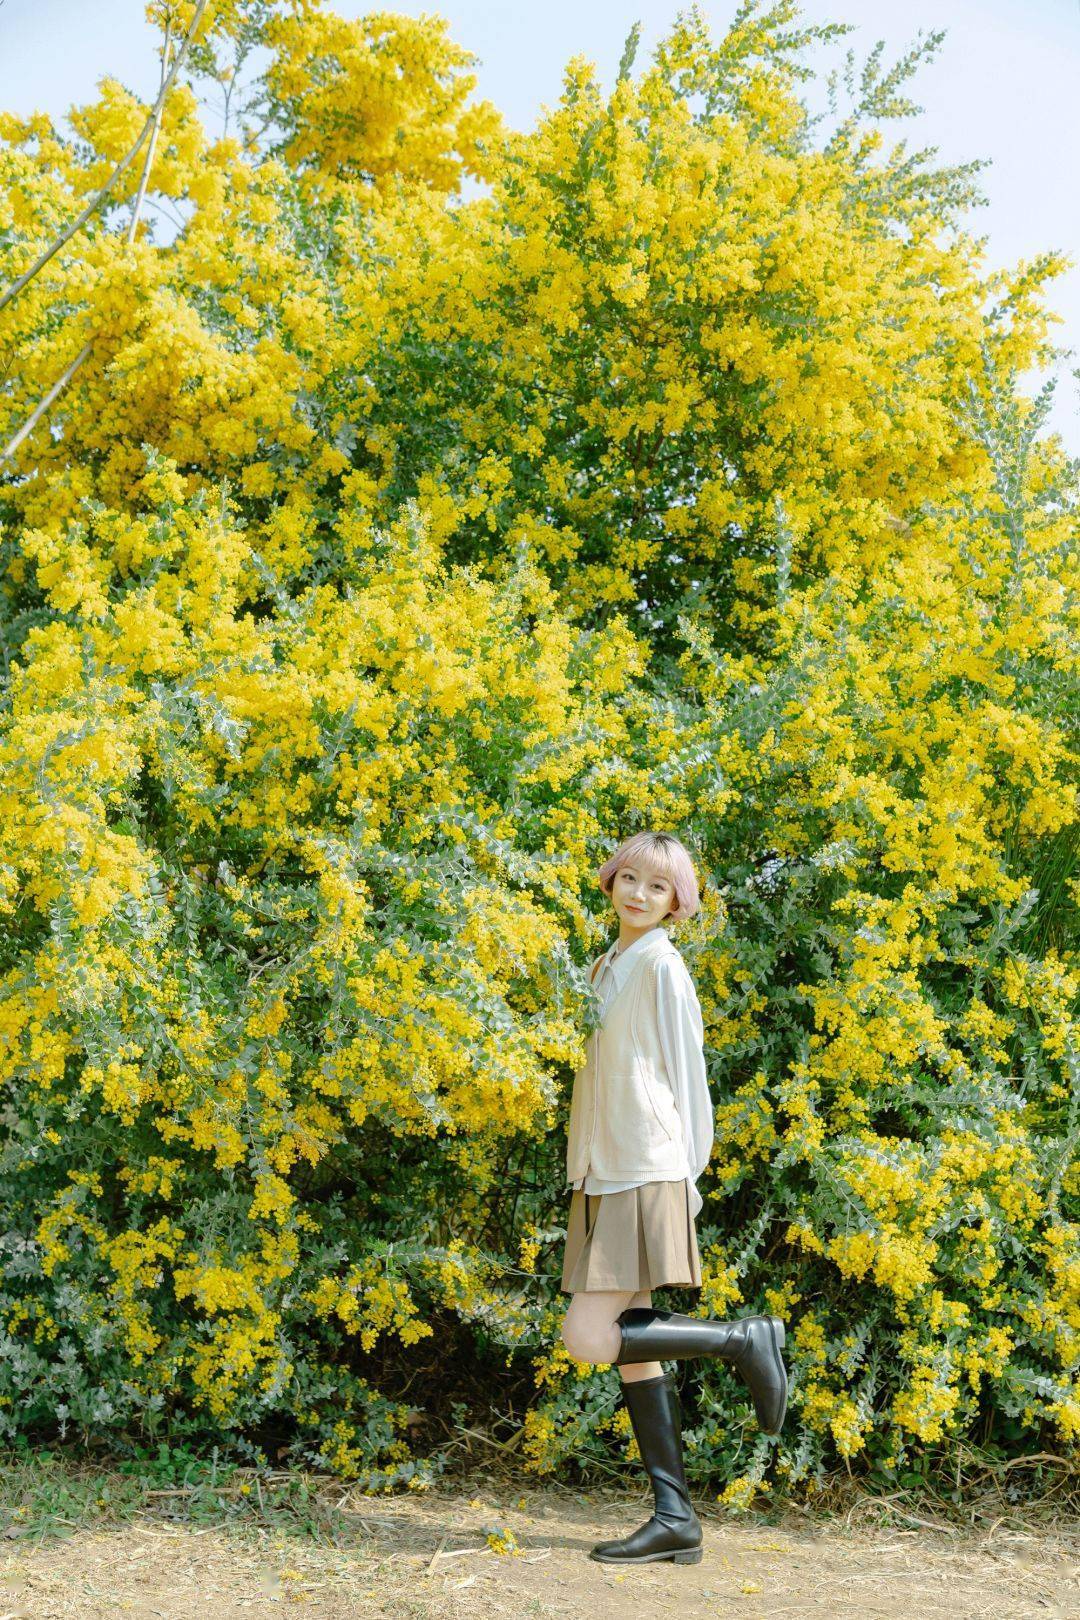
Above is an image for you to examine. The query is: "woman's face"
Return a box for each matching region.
[612,859,676,929]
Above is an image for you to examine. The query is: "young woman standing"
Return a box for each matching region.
[560,830,788,1566]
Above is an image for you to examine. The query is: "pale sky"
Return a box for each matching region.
[2,0,1077,453]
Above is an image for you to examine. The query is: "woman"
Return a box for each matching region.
[560,829,788,1566]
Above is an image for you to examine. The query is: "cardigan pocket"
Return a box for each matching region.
[595,1067,678,1164]
[640,1067,682,1146]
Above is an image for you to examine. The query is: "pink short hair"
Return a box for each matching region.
[596,831,701,923]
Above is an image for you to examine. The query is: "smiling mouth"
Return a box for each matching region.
[625,905,644,912]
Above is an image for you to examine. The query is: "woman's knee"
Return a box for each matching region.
[561,1313,600,1363]
[561,1302,615,1364]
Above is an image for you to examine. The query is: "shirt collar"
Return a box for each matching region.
[601,925,669,991]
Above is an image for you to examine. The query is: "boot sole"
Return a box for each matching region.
[762,1315,787,1434]
[590,1545,704,1565]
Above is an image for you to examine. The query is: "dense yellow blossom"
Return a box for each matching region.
[0,0,1075,1496]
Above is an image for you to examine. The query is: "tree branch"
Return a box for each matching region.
[1,11,187,464]
[1,337,94,463]
[127,14,174,245]
[0,0,208,315]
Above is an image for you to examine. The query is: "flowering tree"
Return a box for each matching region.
[0,0,1076,1494]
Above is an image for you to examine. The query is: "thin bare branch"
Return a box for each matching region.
[1,337,93,462]
[0,0,208,314]
[1,12,187,464]
[127,15,175,244]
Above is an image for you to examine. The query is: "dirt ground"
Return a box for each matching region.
[0,1480,1077,1620]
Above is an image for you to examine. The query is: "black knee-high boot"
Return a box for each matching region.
[589,1371,703,1566]
[613,1308,788,1435]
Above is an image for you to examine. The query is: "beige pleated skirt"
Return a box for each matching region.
[560,1178,703,1293]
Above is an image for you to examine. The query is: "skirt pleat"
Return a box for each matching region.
[560,1178,702,1293]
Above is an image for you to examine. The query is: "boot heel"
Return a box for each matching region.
[673,1546,703,1564]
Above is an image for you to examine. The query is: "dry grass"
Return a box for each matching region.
[0,1444,1077,1619]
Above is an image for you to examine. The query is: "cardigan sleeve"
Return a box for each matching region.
[654,955,714,1220]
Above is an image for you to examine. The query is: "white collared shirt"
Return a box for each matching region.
[569,925,714,1219]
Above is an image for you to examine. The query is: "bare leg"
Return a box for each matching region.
[560,1287,664,1382]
